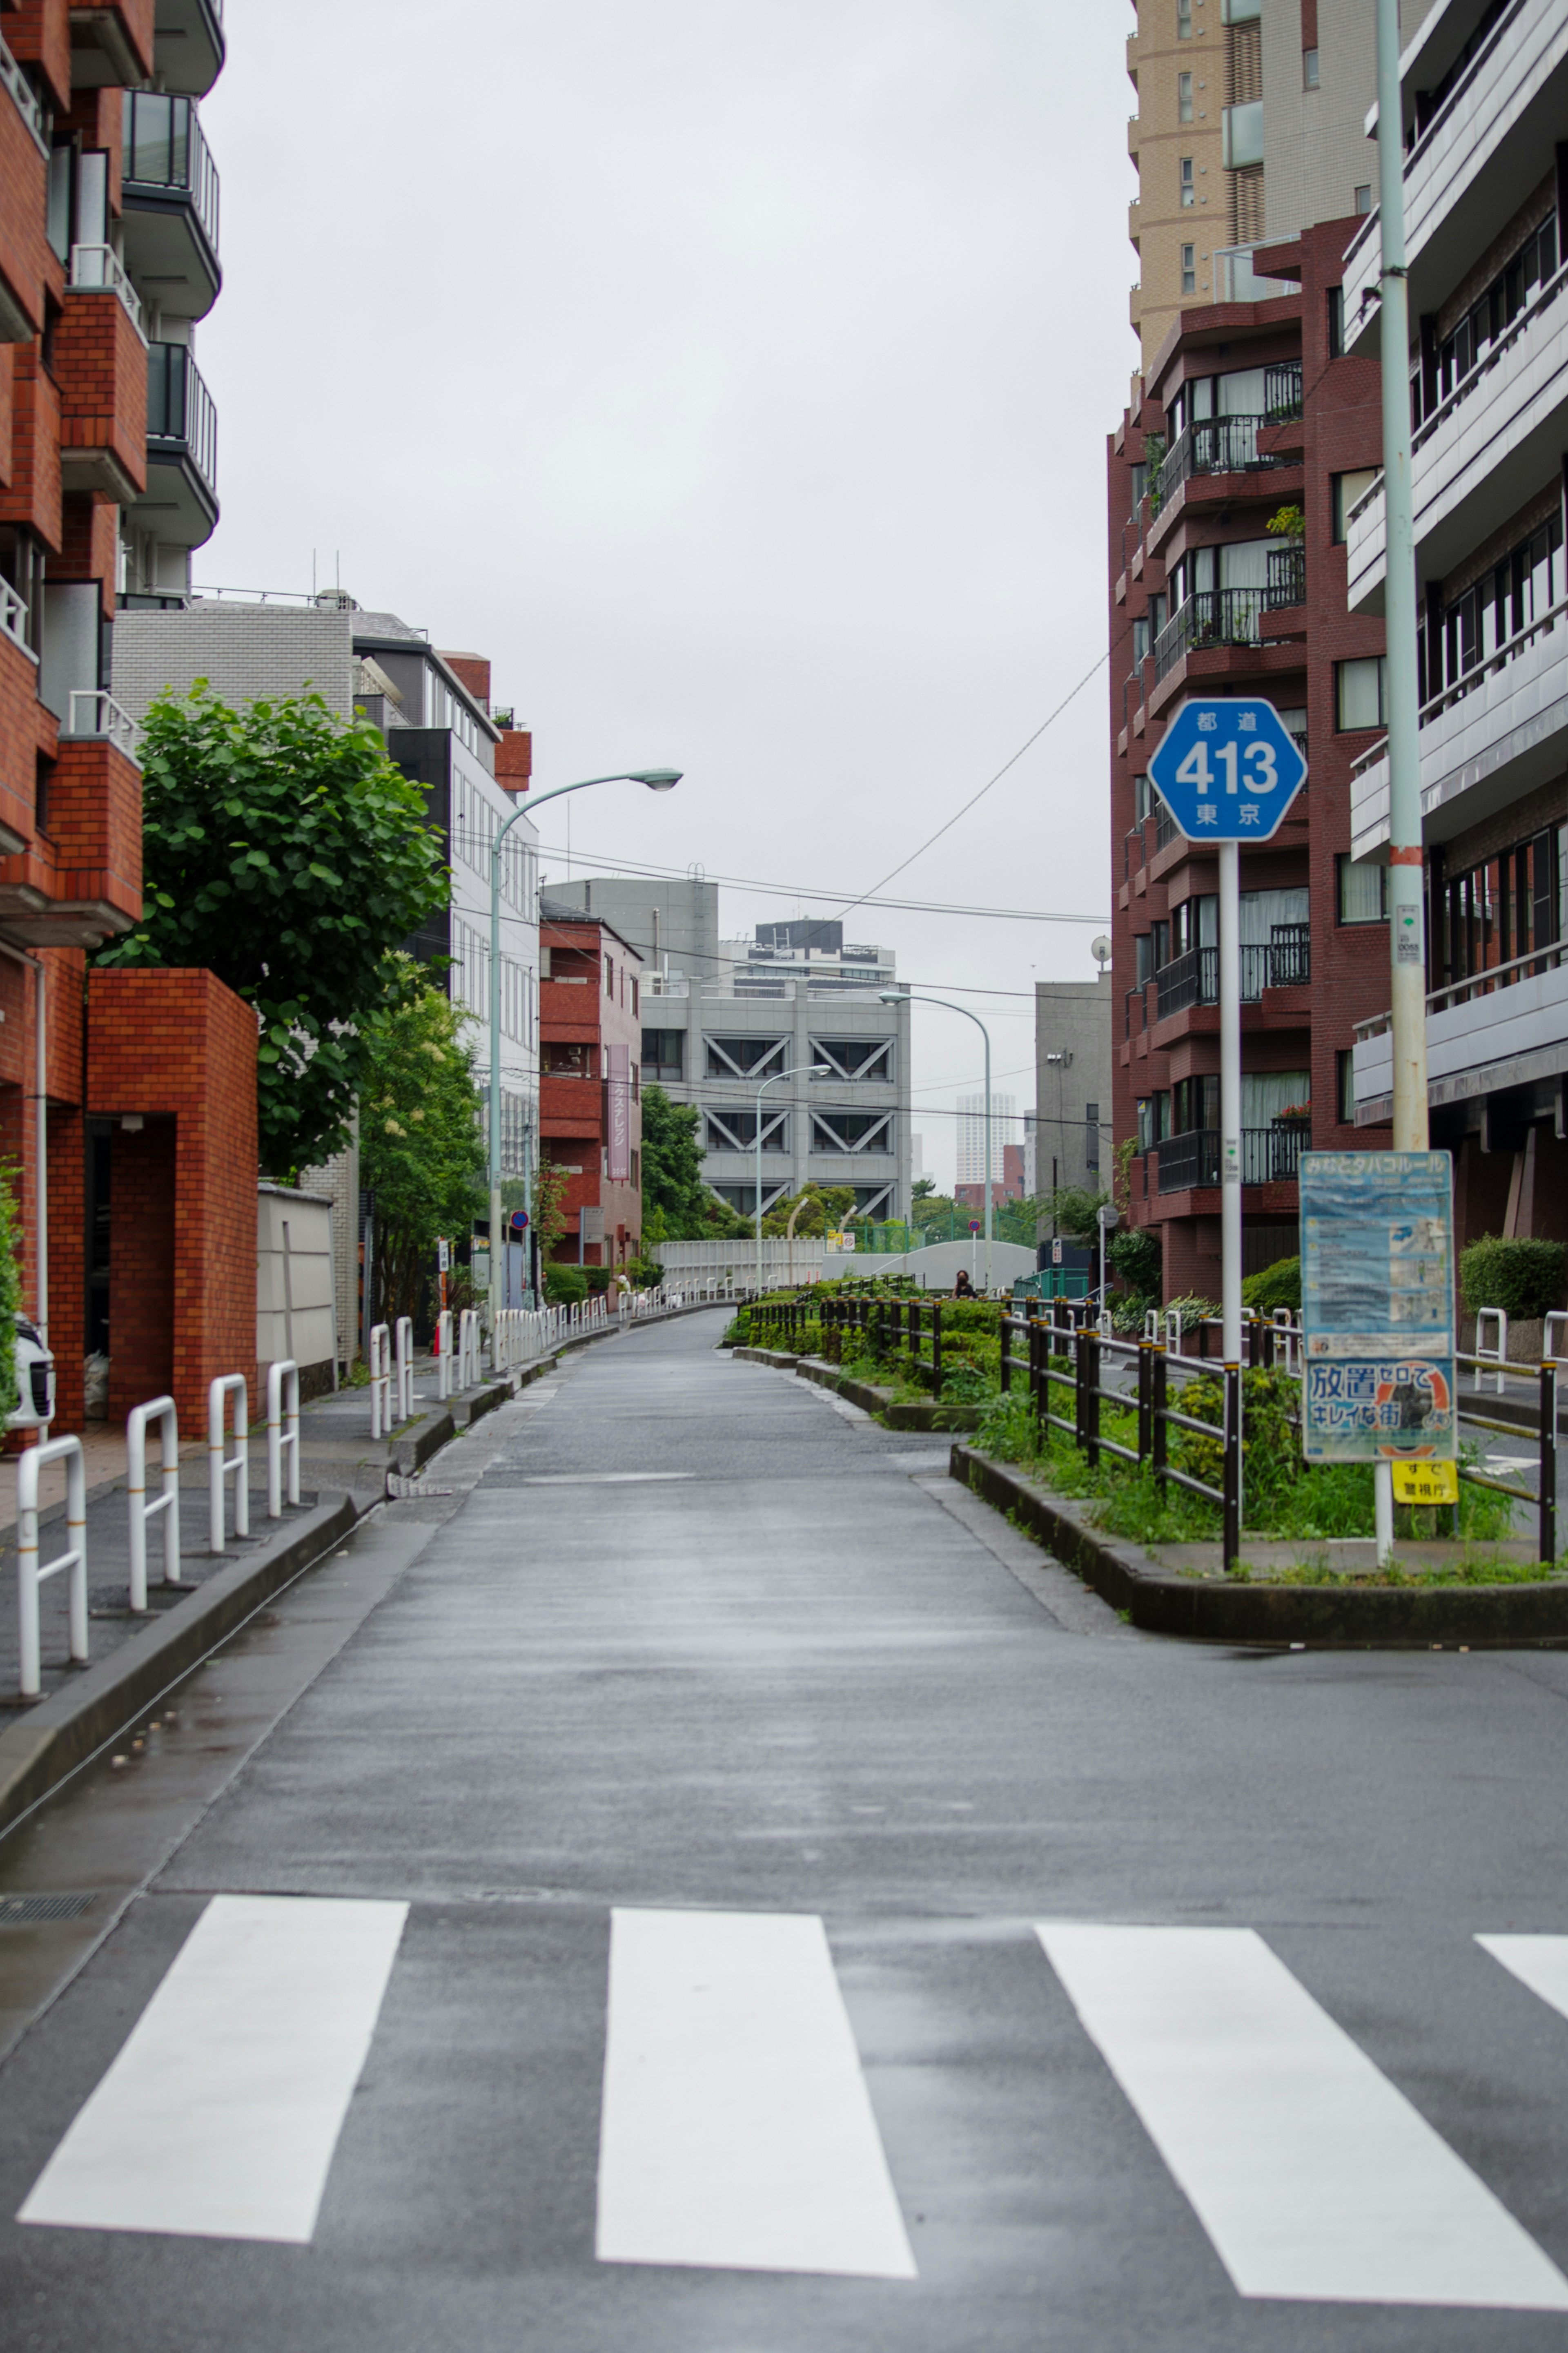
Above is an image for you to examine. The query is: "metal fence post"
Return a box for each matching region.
[931,1302,942,1392]
[15,1434,88,1699]
[1152,1344,1169,1479]
[369,1321,390,1439]
[208,1374,249,1551]
[1085,1329,1101,1469]
[1541,1357,1558,1566]
[1000,1316,1012,1395]
[126,1395,180,1612]
[266,1358,301,1518]
[1223,1362,1242,1572]
[1137,1338,1151,1462]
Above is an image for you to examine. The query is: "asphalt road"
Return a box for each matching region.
[6,1310,1568,2349]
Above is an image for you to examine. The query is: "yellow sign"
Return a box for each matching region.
[1390,1459,1459,1507]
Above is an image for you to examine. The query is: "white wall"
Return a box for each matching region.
[257,1186,336,1372]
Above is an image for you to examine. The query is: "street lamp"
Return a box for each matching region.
[882,990,993,1293]
[753,1064,830,1295]
[488,767,681,1339]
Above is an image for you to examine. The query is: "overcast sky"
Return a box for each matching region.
[200,2,1134,1191]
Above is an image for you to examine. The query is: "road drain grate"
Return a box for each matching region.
[0,1892,98,1925]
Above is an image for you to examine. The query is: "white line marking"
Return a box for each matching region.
[1036,1922,1568,2309]
[19,1894,408,2243]
[1477,1934,1568,2020]
[596,1907,916,2279]
[519,1472,696,1485]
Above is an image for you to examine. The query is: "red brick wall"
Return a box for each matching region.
[56,490,120,616]
[540,916,644,1261]
[0,341,63,549]
[0,628,50,845]
[87,969,259,1432]
[56,288,147,494]
[7,0,71,118]
[440,652,489,707]
[495,728,532,793]
[46,736,142,922]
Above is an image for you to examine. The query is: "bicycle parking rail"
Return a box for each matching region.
[435,1308,452,1398]
[368,1322,392,1439]
[1474,1308,1508,1394]
[266,1358,301,1518]
[126,1394,179,1610]
[395,1316,414,1423]
[207,1374,248,1552]
[459,1308,482,1388]
[16,1434,87,1699]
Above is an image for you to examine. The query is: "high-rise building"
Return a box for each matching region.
[1343,0,1568,1240]
[1109,2,1439,1300]
[1035,975,1114,1203]
[956,1093,1017,1188]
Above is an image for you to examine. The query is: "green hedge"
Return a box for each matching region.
[543,1262,589,1305]
[1460,1236,1567,1320]
[1241,1256,1301,1314]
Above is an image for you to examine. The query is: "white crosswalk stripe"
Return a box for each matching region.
[1036,1922,1568,2310]
[18,1894,408,2244]
[1477,1934,1568,2020]
[595,1906,917,2279]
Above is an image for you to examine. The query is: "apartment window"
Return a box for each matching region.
[605,955,614,999]
[1180,157,1195,208]
[1181,243,1196,296]
[1336,1050,1358,1125]
[1335,656,1387,731]
[1303,47,1320,87]
[1178,71,1194,122]
[1085,1103,1100,1172]
[1134,772,1152,821]
[1132,616,1151,664]
[1331,468,1380,543]
[1137,1093,1169,1152]
[641,1027,683,1082]
[1354,184,1373,214]
[1336,854,1389,924]
[1176,0,1192,37]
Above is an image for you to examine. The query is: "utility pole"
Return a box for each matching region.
[1376,0,1429,1563]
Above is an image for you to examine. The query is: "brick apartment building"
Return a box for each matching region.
[539,900,644,1270]
[0,0,257,1434]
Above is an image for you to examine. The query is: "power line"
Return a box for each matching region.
[531,848,1107,927]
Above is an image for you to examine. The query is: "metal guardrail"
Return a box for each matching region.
[368,1322,392,1439]
[395,1316,414,1425]
[266,1359,300,1518]
[65,690,137,755]
[127,1395,179,1610]
[68,243,145,336]
[16,1436,87,1700]
[207,1374,247,1551]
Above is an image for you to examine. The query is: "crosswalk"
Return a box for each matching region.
[16,1898,1568,2311]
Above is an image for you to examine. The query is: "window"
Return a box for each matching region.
[1178,71,1194,122]
[706,1108,787,1154]
[1180,156,1195,207]
[1335,656,1387,730]
[1135,933,1154,987]
[810,1035,895,1082]
[1332,468,1379,543]
[641,1028,683,1082]
[1134,772,1152,821]
[1176,0,1192,37]
[706,1034,788,1079]
[1336,1050,1357,1125]
[1431,510,1563,700]
[1336,854,1389,923]
[1303,46,1320,87]
[812,1108,895,1155]
[1327,283,1344,357]
[1085,1103,1100,1172]
[1133,616,1151,663]
[1222,103,1264,170]
[1129,460,1148,516]
[1172,1074,1220,1136]
[1137,1092,1169,1152]
[1354,184,1373,214]
[604,955,614,999]
[630,1150,639,1189]
[631,977,639,1017]
[1181,243,1196,295]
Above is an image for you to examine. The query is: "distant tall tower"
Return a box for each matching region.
[956,1094,1017,1188]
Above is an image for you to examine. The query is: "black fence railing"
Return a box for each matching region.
[1265,543,1305,607]
[1154,587,1266,680]
[1155,929,1311,1020]
[1264,361,1304,422]
[1160,413,1284,500]
[1154,1123,1312,1193]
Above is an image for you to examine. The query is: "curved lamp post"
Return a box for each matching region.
[882,990,993,1294]
[489,767,680,1335]
[753,1064,830,1294]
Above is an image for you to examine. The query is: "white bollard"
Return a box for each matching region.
[394,1316,413,1423]
[1475,1306,1508,1394]
[435,1308,452,1400]
[266,1359,301,1518]
[16,1434,87,1698]
[369,1321,391,1439]
[126,1395,179,1611]
[208,1374,249,1552]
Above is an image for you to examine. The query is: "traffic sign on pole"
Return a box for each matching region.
[1147,698,1307,842]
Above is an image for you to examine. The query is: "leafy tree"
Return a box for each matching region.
[912,1176,936,1202]
[1037,1183,1110,1243]
[534,1160,571,1262]
[1107,1223,1161,1298]
[640,1085,751,1239]
[761,1181,856,1238]
[358,959,485,1323]
[97,685,448,1178]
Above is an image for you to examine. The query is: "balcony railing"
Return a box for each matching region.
[1350,593,1568,786]
[68,244,145,338]
[147,342,217,499]
[1155,927,1311,1019]
[1156,1122,1311,1193]
[1155,799,1177,850]
[1154,587,1265,681]
[0,30,47,154]
[1160,414,1285,502]
[1263,361,1304,422]
[0,578,29,656]
[1213,245,1295,304]
[65,691,137,757]
[123,92,220,260]
[1265,543,1305,607]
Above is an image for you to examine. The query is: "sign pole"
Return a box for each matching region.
[1219,838,1242,1369]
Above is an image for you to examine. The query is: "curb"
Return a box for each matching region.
[949,1443,1568,1647]
[0,1492,361,1839]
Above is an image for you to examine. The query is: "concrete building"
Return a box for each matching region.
[541,872,719,989]
[720,920,897,997]
[539,901,644,1269]
[1035,976,1115,1204]
[1344,0,1568,1243]
[956,1093,1018,1189]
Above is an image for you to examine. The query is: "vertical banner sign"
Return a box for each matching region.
[607,1044,631,1184]
[1299,1151,1456,1462]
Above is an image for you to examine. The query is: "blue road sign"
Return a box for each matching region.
[510,1209,530,1234]
[1147,698,1307,842]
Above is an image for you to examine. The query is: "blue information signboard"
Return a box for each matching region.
[1147,698,1307,842]
[1299,1152,1457,1463]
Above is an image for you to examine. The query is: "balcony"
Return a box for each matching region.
[1155,1122,1310,1194]
[1155,414,1285,510]
[1352,943,1568,1124]
[120,92,220,320]
[56,272,148,503]
[1348,597,1568,860]
[1155,929,1311,1021]
[1343,0,1568,357]
[1154,588,1265,682]
[152,0,224,96]
[1348,262,1568,613]
[0,731,143,946]
[133,340,218,547]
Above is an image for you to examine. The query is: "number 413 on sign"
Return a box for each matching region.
[1175,737,1280,795]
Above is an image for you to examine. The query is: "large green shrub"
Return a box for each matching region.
[1460,1236,1567,1320]
[1242,1256,1301,1314]
[543,1262,589,1305]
